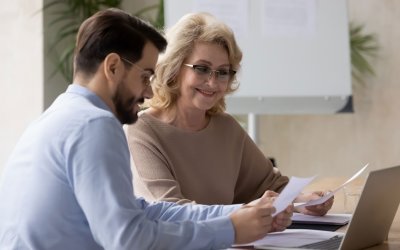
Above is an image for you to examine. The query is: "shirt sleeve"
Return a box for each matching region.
[66,117,237,250]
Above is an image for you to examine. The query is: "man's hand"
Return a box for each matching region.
[230,190,294,244]
[230,194,275,244]
[295,191,334,216]
[256,190,293,232]
[271,204,293,232]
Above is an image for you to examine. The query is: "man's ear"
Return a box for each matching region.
[103,53,124,86]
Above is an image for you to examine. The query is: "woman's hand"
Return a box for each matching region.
[295,191,334,216]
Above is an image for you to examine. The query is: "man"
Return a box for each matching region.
[0,8,292,249]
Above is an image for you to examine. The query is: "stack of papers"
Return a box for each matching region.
[233,229,343,248]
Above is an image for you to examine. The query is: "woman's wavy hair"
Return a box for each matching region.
[147,12,242,115]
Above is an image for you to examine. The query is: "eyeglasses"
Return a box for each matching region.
[183,64,236,83]
[121,57,155,87]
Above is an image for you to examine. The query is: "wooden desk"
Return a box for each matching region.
[230,177,400,249]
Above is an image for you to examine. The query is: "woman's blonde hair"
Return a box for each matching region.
[147,12,242,115]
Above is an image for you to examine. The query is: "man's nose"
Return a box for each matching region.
[143,84,153,99]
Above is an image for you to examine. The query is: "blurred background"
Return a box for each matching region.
[1,0,399,179]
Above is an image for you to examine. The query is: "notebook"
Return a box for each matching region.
[256,165,400,250]
[288,213,351,232]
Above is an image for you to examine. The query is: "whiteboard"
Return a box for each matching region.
[164,0,352,114]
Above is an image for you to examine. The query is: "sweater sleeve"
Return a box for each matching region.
[233,124,289,204]
[126,119,195,204]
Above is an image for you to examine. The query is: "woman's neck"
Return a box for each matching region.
[148,107,209,132]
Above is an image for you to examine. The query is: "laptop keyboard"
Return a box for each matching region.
[299,235,343,249]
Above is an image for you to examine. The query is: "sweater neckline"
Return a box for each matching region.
[140,112,215,134]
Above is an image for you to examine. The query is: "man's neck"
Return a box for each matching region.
[74,74,116,116]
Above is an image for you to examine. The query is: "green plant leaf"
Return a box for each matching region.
[349,22,379,83]
[44,0,122,82]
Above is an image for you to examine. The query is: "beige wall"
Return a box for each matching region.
[0,0,43,174]
[258,0,400,177]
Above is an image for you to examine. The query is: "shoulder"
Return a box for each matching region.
[125,112,166,147]
[211,113,245,131]
[46,94,119,133]
[128,112,158,135]
[52,92,117,124]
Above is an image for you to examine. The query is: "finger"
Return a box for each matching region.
[272,219,291,232]
[260,216,274,227]
[303,205,327,216]
[312,191,324,197]
[257,196,270,205]
[305,205,323,213]
[274,217,291,226]
[259,191,278,204]
[263,190,279,197]
[258,205,275,217]
[275,212,292,225]
[285,204,295,213]
[260,197,275,205]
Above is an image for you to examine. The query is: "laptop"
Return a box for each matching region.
[256,165,400,250]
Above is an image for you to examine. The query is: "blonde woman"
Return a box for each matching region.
[127,12,332,215]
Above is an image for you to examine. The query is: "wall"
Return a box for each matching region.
[259,0,400,177]
[0,0,43,174]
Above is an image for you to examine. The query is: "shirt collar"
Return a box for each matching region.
[66,83,112,113]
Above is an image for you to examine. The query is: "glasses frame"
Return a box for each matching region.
[183,64,236,83]
[120,57,155,87]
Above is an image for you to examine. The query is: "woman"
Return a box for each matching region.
[126,12,332,215]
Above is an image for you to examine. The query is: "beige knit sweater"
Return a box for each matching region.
[126,112,289,205]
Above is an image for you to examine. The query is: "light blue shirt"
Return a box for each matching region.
[0,84,239,250]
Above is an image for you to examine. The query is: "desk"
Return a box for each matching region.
[230,177,400,249]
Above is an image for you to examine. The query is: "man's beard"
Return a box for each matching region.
[113,81,144,125]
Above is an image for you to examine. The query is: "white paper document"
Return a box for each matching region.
[295,163,369,209]
[272,176,316,216]
[234,229,343,248]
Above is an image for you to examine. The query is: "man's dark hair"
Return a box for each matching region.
[74,8,167,77]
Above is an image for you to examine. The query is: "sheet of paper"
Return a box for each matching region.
[292,212,351,225]
[295,163,369,208]
[234,229,343,248]
[272,175,316,216]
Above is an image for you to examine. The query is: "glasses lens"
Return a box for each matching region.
[189,64,235,83]
[216,70,230,82]
[193,65,211,76]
